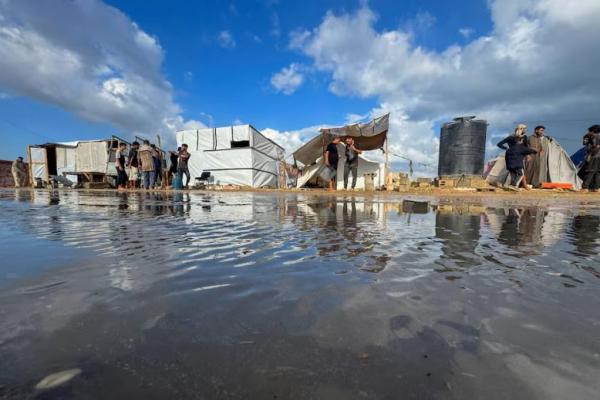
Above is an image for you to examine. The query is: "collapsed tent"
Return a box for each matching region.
[296,148,385,190]
[292,115,388,190]
[292,114,389,166]
[176,125,285,188]
[486,139,582,190]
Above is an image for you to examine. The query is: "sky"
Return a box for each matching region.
[1,0,599,175]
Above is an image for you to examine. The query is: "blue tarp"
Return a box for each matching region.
[571,147,585,167]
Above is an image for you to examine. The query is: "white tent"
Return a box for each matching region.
[175,125,285,188]
[485,139,582,190]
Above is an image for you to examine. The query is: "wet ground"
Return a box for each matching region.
[1,189,600,399]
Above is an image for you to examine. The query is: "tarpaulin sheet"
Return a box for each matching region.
[293,114,389,165]
[76,141,108,173]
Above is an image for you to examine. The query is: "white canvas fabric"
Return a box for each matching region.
[56,146,78,183]
[296,151,381,190]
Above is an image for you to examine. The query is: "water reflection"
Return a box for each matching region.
[1,189,600,399]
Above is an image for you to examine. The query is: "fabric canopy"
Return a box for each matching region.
[292,114,389,165]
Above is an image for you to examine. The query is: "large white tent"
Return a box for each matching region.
[176,125,285,188]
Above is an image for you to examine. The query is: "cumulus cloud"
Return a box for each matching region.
[0,0,203,145]
[270,63,305,95]
[458,27,473,38]
[284,0,600,174]
[217,30,236,48]
[261,125,327,158]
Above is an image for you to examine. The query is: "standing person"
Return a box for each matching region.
[580,125,600,192]
[497,124,530,188]
[505,139,537,191]
[343,137,362,190]
[168,148,180,185]
[324,137,340,191]
[138,140,156,190]
[127,141,140,189]
[177,144,191,189]
[524,125,551,188]
[115,142,128,190]
[11,156,27,187]
[150,144,162,189]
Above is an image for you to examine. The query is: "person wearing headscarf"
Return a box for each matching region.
[580,125,600,192]
[497,124,531,189]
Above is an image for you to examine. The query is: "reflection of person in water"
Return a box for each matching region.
[496,208,546,250]
[569,214,600,256]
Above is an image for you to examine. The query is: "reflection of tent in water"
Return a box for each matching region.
[293,114,389,190]
[485,139,581,190]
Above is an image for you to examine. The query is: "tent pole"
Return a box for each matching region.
[384,136,389,190]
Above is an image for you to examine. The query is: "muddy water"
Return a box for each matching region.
[1,189,600,399]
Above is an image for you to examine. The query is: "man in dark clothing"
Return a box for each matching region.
[177,144,191,189]
[343,137,362,190]
[505,142,537,190]
[581,125,600,191]
[115,142,128,190]
[127,141,140,189]
[324,137,340,190]
[169,147,180,185]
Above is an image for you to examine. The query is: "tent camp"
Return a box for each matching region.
[292,114,389,190]
[27,136,130,186]
[175,125,285,188]
[485,139,582,190]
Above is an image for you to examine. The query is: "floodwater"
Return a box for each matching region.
[1,190,600,400]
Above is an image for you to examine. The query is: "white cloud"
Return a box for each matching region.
[270,63,305,95]
[286,1,600,173]
[0,0,203,146]
[260,125,326,158]
[458,27,473,38]
[184,71,193,82]
[217,30,236,48]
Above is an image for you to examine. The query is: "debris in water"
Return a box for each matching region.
[35,368,82,390]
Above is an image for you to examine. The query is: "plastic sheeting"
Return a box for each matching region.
[56,146,78,183]
[186,148,279,188]
[76,142,108,173]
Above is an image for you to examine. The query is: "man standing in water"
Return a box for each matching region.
[524,125,551,188]
[344,137,362,190]
[324,136,340,191]
[115,142,128,190]
[11,156,27,187]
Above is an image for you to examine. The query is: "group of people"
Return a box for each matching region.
[115,141,191,190]
[496,124,600,191]
[323,136,362,190]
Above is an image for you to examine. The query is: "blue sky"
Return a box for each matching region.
[1,0,598,173]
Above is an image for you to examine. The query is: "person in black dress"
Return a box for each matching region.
[324,137,340,190]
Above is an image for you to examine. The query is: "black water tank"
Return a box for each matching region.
[438,116,487,177]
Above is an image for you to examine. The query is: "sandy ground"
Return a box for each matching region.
[4,186,600,207]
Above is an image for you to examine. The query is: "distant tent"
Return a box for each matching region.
[486,139,582,190]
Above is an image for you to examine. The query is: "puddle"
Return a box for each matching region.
[1,189,600,399]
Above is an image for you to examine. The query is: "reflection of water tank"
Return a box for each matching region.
[438,116,487,177]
